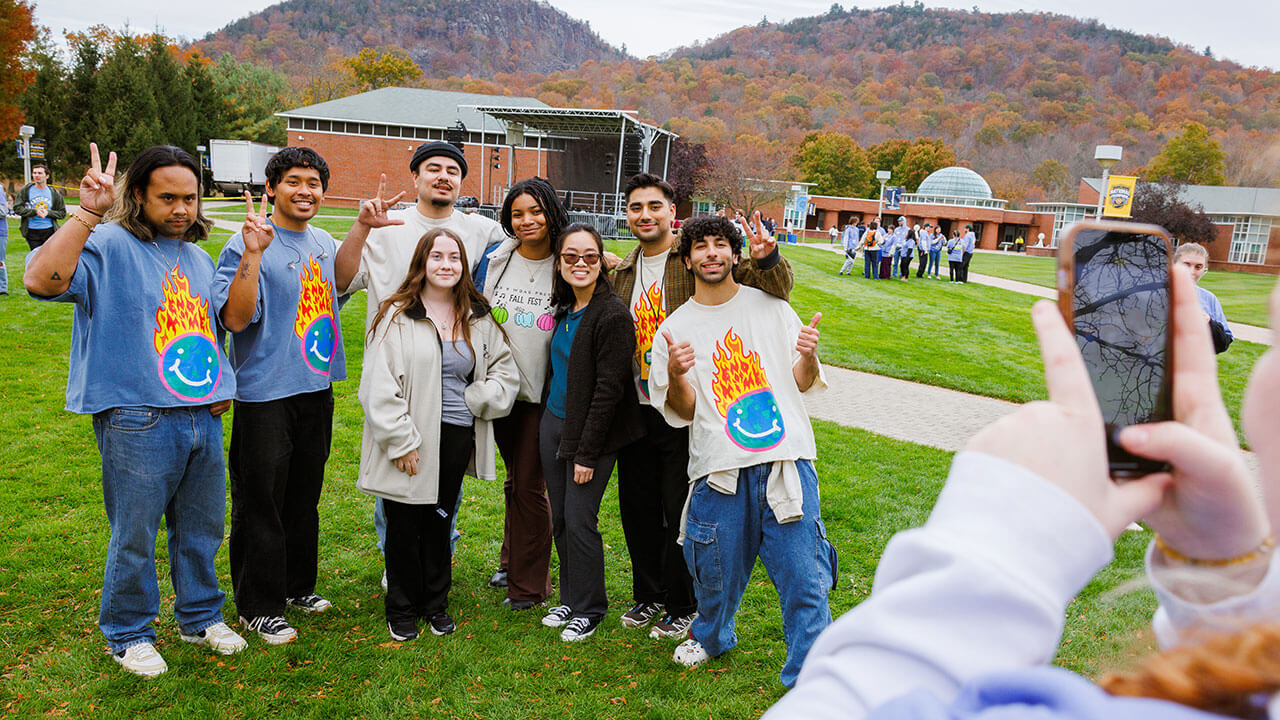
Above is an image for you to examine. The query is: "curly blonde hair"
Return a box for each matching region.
[1101,623,1280,717]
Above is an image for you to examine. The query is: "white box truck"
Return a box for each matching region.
[209,139,280,196]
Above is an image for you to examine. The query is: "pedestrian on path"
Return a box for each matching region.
[838,224,858,276]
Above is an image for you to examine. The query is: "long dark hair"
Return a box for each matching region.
[107,145,212,244]
[551,223,614,318]
[368,228,491,356]
[500,177,570,252]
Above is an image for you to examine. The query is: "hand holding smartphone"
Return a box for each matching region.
[1057,220,1174,478]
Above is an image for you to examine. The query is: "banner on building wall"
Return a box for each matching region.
[1102,175,1138,218]
[884,186,903,210]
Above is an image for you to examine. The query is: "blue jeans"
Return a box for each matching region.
[863,250,879,279]
[927,249,941,276]
[92,405,228,653]
[682,459,836,688]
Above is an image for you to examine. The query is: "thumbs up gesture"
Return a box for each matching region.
[663,329,695,377]
[796,313,822,358]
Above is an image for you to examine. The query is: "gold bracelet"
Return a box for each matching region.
[69,211,97,232]
[1155,534,1276,567]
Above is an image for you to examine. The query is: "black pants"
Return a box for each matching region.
[949,260,961,282]
[916,251,928,278]
[384,422,473,624]
[616,408,697,617]
[23,226,55,251]
[540,412,615,620]
[961,252,973,282]
[229,388,334,618]
[898,254,912,279]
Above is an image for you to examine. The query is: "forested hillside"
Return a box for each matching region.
[192,2,1280,204]
[194,0,626,80]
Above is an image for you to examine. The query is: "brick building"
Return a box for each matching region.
[276,87,675,212]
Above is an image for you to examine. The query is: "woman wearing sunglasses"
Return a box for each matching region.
[538,223,644,642]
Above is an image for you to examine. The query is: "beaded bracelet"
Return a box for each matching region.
[1155,534,1276,567]
[68,212,97,232]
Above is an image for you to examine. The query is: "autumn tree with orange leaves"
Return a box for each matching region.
[0,0,36,141]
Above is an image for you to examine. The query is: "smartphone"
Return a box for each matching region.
[1057,220,1174,478]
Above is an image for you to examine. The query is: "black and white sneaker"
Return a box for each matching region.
[240,615,297,645]
[620,602,661,628]
[541,605,572,628]
[286,594,333,614]
[560,615,602,642]
[428,612,456,636]
[388,618,419,642]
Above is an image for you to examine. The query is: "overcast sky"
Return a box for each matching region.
[30,0,1280,71]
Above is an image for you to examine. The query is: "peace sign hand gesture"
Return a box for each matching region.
[357,173,406,230]
[241,192,274,254]
[80,142,118,216]
[738,209,777,260]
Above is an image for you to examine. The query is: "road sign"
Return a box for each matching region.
[16,139,24,159]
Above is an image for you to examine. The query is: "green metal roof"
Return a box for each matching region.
[277,87,551,132]
[916,166,994,199]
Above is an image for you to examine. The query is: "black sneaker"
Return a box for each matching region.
[239,615,297,645]
[560,615,602,642]
[487,568,508,588]
[649,612,698,639]
[387,618,419,642]
[541,605,572,628]
[286,594,333,614]
[428,612,456,636]
[619,602,661,628]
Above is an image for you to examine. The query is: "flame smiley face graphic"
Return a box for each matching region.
[294,255,336,375]
[711,328,785,451]
[632,281,665,399]
[154,268,221,401]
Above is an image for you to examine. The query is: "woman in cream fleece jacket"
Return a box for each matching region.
[358,228,519,641]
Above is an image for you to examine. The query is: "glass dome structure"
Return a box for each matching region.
[915,166,993,199]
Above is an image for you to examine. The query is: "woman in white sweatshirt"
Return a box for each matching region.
[359,228,519,642]
[769,266,1280,719]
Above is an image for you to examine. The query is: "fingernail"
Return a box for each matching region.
[1119,426,1147,446]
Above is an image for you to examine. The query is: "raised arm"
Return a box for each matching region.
[24,143,116,297]
[334,173,405,293]
[219,193,275,332]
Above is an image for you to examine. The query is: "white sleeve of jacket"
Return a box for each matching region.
[766,452,1113,720]
[357,316,422,460]
[464,319,520,421]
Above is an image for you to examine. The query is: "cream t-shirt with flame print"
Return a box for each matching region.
[650,285,826,481]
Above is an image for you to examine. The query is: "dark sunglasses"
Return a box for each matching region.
[559,251,601,266]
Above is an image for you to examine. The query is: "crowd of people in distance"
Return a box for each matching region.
[837,215,975,283]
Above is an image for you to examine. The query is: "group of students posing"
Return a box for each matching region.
[25,139,837,688]
[837,216,976,283]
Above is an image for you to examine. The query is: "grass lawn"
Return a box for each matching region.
[970,251,1275,328]
[0,222,1251,716]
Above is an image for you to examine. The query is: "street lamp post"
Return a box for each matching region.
[19,125,34,185]
[876,169,891,224]
[196,145,207,195]
[1093,144,1123,218]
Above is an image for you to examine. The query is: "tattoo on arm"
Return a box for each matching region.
[238,263,255,280]
[51,271,61,280]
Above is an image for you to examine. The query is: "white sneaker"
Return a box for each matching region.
[113,642,168,677]
[181,621,249,654]
[673,638,710,668]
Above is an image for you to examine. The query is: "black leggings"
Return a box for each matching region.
[384,422,474,623]
[898,255,912,279]
[949,260,961,282]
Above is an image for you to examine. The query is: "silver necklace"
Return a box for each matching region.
[147,238,182,279]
